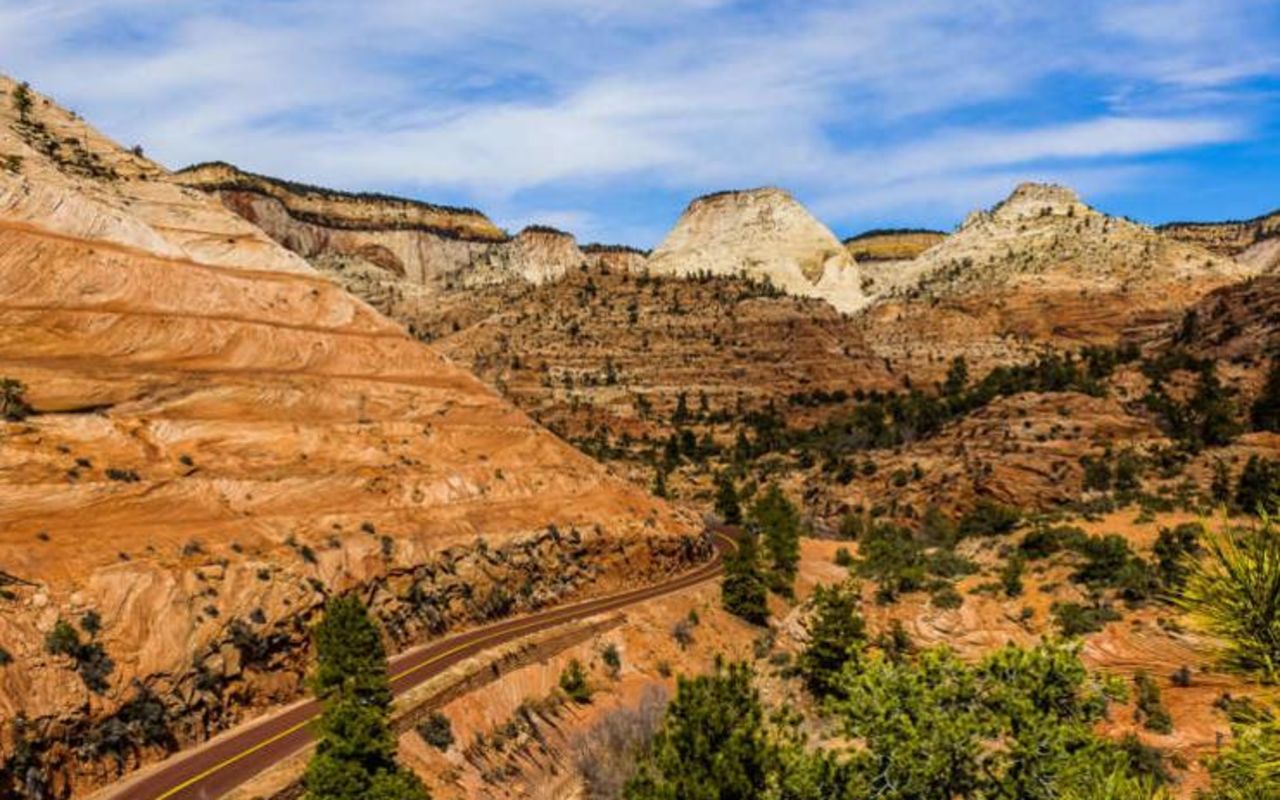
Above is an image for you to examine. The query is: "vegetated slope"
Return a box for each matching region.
[1160,208,1280,273]
[0,76,700,799]
[843,228,946,261]
[435,264,897,450]
[646,187,869,313]
[857,183,1258,383]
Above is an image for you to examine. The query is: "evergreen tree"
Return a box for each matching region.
[1235,455,1280,515]
[304,597,428,800]
[673,392,689,424]
[714,472,742,525]
[1211,459,1232,507]
[721,530,769,625]
[10,82,32,119]
[1251,356,1280,432]
[652,467,668,499]
[1192,363,1240,448]
[751,484,801,594]
[797,582,866,698]
[624,662,775,800]
[943,355,969,397]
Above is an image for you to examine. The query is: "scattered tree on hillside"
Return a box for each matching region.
[751,484,801,595]
[721,530,769,625]
[1234,455,1280,515]
[943,355,969,397]
[1250,356,1280,433]
[11,82,32,120]
[714,472,742,525]
[303,596,428,800]
[797,581,866,699]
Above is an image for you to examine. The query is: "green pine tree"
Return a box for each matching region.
[1251,356,1280,433]
[751,484,801,595]
[721,530,769,625]
[304,596,428,800]
[624,662,775,800]
[797,582,866,698]
[714,472,742,525]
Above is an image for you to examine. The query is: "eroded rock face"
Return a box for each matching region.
[1159,208,1280,274]
[0,75,697,798]
[176,164,600,333]
[647,188,869,313]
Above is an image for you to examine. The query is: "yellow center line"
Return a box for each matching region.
[148,534,732,800]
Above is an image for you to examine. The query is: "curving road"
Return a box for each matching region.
[101,531,733,800]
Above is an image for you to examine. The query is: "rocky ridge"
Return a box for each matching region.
[0,76,698,798]
[854,183,1260,382]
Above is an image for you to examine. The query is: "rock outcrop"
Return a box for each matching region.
[646,188,869,313]
[175,163,597,333]
[0,76,697,799]
[1159,208,1280,274]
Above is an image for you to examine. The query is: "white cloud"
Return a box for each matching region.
[0,0,1275,241]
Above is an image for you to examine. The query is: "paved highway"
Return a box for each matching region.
[100,531,732,800]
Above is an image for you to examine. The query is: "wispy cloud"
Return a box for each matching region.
[1,0,1276,242]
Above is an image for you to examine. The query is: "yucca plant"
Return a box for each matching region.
[1201,701,1280,799]
[1178,512,1280,681]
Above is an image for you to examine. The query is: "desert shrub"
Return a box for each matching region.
[930,583,964,609]
[1020,524,1086,559]
[1052,601,1122,637]
[856,522,925,602]
[957,500,1021,538]
[1069,533,1156,600]
[1153,522,1202,590]
[1133,672,1173,734]
[44,618,113,693]
[1000,553,1025,597]
[926,548,978,578]
[602,643,622,678]
[1081,455,1112,491]
[0,378,31,421]
[834,547,854,567]
[575,684,668,800]
[919,504,958,547]
[830,641,1136,800]
[560,658,592,704]
[416,711,454,751]
[1234,455,1280,515]
[1180,515,1280,680]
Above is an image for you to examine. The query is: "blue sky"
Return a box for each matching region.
[2,0,1279,246]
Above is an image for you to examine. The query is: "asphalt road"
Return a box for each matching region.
[101,531,732,800]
